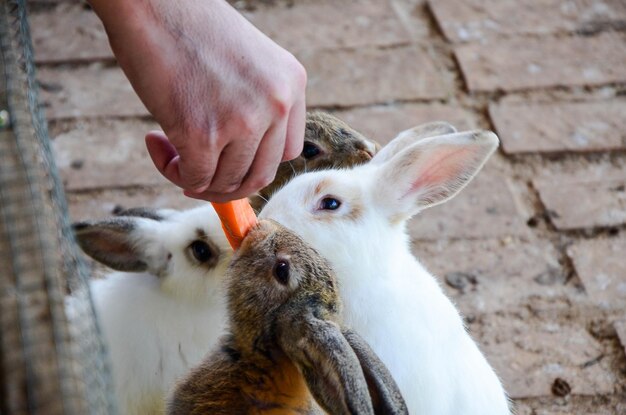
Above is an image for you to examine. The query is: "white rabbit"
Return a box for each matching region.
[71,205,232,415]
[259,122,511,415]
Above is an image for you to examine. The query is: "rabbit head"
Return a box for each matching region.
[298,111,378,168]
[226,219,340,346]
[252,111,379,210]
[73,204,232,303]
[259,123,499,278]
[189,219,408,414]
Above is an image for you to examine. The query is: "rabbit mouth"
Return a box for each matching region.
[352,140,377,161]
[361,140,378,157]
[237,220,278,252]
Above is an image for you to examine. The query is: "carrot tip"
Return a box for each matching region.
[211,199,258,250]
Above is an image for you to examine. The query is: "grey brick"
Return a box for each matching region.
[567,236,626,309]
[455,33,626,92]
[301,45,448,107]
[490,99,626,154]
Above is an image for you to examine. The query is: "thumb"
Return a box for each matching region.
[145,131,184,187]
[145,131,217,192]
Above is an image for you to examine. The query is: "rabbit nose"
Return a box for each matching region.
[357,148,374,160]
[356,141,377,159]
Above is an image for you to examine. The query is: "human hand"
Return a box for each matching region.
[90,0,306,202]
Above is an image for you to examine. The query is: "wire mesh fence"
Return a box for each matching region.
[0,1,116,413]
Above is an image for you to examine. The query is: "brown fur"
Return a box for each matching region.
[168,221,336,414]
[167,221,408,415]
[314,178,332,197]
[250,112,380,212]
[167,346,310,414]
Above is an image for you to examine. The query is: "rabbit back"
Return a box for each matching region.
[168,341,312,415]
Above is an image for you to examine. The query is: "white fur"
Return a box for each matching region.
[73,205,232,415]
[260,130,511,414]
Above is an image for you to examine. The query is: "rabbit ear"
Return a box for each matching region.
[73,217,152,272]
[341,329,408,414]
[374,130,498,220]
[371,121,457,165]
[277,316,375,415]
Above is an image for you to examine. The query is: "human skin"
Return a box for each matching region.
[89,0,307,202]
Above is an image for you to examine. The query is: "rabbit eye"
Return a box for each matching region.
[319,197,341,211]
[273,260,290,285]
[302,142,321,159]
[190,240,212,263]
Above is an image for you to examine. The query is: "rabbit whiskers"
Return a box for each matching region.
[287,160,297,177]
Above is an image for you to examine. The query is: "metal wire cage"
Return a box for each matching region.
[0,1,116,413]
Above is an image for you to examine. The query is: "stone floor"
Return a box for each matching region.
[30,0,626,413]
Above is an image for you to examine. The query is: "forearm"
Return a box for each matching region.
[88,0,147,35]
[89,0,236,45]
[87,0,263,125]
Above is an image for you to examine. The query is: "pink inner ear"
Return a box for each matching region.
[403,147,474,199]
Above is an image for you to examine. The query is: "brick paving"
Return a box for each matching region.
[535,171,626,230]
[429,0,626,42]
[482,315,617,398]
[616,321,626,356]
[30,0,626,413]
[238,0,422,50]
[300,45,449,106]
[413,237,583,314]
[410,172,531,240]
[30,3,111,63]
[38,65,148,119]
[455,33,626,92]
[568,236,626,309]
[490,99,626,154]
[52,119,165,190]
[336,103,478,143]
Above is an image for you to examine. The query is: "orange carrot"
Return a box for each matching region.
[211,199,258,250]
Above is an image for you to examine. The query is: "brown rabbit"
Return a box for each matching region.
[167,220,407,415]
[250,112,379,211]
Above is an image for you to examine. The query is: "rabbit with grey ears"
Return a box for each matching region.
[260,122,511,414]
[250,111,379,212]
[168,219,408,415]
[72,205,232,415]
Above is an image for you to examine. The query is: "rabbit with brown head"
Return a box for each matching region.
[250,111,379,211]
[168,220,407,415]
